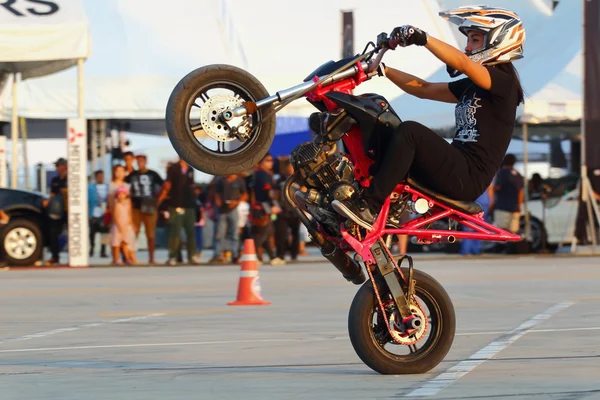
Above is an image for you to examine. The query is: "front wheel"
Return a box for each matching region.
[348,268,455,374]
[166,64,276,176]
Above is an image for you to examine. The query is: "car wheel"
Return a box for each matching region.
[1,218,43,266]
[519,216,547,253]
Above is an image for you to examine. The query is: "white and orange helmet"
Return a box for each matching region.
[439,6,525,67]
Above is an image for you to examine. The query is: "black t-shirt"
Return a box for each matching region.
[251,170,274,203]
[126,169,164,209]
[166,163,196,208]
[50,175,67,195]
[214,176,247,213]
[448,66,519,191]
[494,167,524,212]
[50,175,68,212]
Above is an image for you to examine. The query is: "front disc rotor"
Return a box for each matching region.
[199,95,244,142]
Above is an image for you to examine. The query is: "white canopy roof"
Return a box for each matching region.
[0,0,458,120]
[0,0,89,79]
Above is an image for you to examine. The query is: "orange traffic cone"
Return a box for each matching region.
[228,239,271,306]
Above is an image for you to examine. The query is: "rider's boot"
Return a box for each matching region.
[332,195,380,230]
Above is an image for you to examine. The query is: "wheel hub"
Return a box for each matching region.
[199,95,246,142]
[388,302,428,345]
[5,227,36,259]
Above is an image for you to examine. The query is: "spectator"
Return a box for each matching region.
[123,151,135,177]
[111,185,137,265]
[490,154,524,234]
[107,164,130,213]
[528,173,551,200]
[107,164,132,263]
[249,153,285,266]
[126,154,163,264]
[210,174,248,264]
[157,158,200,266]
[45,158,68,265]
[88,170,109,258]
[193,185,206,259]
[274,160,300,261]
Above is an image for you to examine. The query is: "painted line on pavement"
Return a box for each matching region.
[0,314,164,345]
[2,323,598,355]
[405,300,575,398]
[99,309,233,317]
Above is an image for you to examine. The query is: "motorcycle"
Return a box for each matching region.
[165,32,520,374]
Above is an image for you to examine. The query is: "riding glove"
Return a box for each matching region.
[390,25,428,48]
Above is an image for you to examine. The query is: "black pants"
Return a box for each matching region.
[48,217,65,260]
[368,121,485,205]
[251,222,275,260]
[89,217,107,256]
[274,214,300,260]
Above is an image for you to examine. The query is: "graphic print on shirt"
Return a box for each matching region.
[454,93,482,143]
[132,175,153,197]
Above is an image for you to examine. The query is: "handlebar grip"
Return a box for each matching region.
[388,37,401,49]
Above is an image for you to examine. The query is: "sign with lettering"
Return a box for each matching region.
[67,118,88,267]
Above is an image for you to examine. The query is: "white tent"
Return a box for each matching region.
[0,0,459,121]
[0,0,89,187]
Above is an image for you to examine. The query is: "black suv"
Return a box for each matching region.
[0,188,48,266]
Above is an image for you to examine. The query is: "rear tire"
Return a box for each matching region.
[348,268,455,374]
[166,64,276,176]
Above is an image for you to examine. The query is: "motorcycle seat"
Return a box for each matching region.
[406,178,483,215]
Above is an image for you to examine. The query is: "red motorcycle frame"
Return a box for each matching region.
[307,61,521,262]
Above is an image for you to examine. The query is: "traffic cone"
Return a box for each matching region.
[227,239,271,306]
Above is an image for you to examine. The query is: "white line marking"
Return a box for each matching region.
[406,301,574,397]
[0,336,348,354]
[0,322,595,355]
[456,326,600,336]
[0,314,164,345]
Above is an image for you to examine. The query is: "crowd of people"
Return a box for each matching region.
[82,152,307,266]
[42,150,598,266]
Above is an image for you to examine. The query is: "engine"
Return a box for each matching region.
[290,141,359,233]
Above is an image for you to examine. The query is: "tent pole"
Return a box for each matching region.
[77,58,84,118]
[91,119,97,170]
[10,74,18,189]
[99,120,106,173]
[523,123,530,247]
[19,117,29,190]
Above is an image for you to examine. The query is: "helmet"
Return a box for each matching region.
[439,6,525,76]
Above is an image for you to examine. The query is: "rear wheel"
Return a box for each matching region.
[348,268,455,374]
[166,64,276,176]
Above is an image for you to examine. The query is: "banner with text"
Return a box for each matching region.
[67,118,89,267]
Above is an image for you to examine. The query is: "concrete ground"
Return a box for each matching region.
[0,256,599,399]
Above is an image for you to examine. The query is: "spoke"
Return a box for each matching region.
[409,344,417,353]
[190,122,203,132]
[200,92,210,102]
[191,102,203,109]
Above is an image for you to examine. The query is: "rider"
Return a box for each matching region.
[333,6,525,228]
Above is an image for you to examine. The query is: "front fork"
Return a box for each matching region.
[358,238,420,337]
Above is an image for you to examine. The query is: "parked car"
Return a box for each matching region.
[0,188,48,266]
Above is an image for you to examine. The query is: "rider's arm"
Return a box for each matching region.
[424,36,492,90]
[384,66,457,103]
